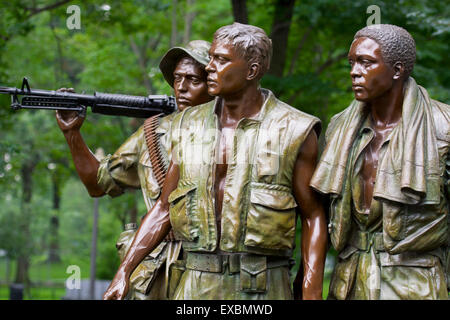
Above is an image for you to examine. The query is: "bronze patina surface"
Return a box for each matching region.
[103,23,328,300]
[311,24,449,300]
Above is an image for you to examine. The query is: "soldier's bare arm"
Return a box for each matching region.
[55,88,104,197]
[292,129,328,300]
[103,160,179,300]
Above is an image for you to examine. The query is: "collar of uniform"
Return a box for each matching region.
[359,113,373,136]
[358,111,397,147]
[211,88,276,124]
[352,115,374,170]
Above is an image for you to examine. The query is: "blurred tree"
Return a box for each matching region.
[267,0,296,77]
[231,0,248,23]
[183,0,197,44]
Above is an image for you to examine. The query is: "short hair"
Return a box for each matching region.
[213,22,272,79]
[354,24,416,78]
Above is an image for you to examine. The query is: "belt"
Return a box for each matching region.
[349,230,384,252]
[185,252,291,274]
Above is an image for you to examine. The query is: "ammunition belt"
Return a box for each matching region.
[143,114,168,188]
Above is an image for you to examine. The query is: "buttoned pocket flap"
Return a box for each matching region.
[250,183,297,210]
[240,255,267,293]
[240,255,267,275]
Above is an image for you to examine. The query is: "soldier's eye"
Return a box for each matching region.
[217,56,228,63]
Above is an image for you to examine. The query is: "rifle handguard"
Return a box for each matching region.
[95,92,150,108]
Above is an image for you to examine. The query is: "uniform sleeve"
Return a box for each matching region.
[97,126,144,197]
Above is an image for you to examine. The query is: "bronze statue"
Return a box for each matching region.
[311,24,449,299]
[55,40,213,299]
[103,22,327,300]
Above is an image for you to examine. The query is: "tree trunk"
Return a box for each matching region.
[15,256,30,285]
[50,16,64,85]
[89,198,99,299]
[231,0,248,24]
[129,37,155,94]
[288,26,313,76]
[183,0,196,44]
[170,0,178,47]
[15,158,37,285]
[48,173,61,263]
[268,0,296,77]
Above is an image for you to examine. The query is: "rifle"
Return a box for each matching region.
[0,77,177,118]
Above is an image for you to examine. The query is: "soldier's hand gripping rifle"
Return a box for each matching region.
[0,77,177,118]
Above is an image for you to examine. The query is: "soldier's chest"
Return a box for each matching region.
[360,126,394,204]
[215,126,236,183]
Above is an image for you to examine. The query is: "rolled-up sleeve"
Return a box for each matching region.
[97,127,143,197]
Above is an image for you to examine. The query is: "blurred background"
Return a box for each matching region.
[0,0,448,300]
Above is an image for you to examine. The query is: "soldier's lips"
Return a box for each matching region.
[177,98,190,104]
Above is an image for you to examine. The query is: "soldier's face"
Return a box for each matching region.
[205,41,249,97]
[348,37,396,102]
[173,57,212,111]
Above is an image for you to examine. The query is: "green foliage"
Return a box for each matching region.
[96,202,122,280]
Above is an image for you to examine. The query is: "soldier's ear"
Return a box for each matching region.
[247,62,261,81]
[392,61,405,80]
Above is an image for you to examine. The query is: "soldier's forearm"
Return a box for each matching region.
[118,200,171,278]
[63,129,105,197]
[118,161,178,280]
[301,211,327,299]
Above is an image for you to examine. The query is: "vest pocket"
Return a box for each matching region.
[240,255,267,293]
[328,249,359,300]
[168,183,198,241]
[244,183,297,250]
[379,252,448,299]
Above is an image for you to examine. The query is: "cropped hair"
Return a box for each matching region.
[214,23,272,79]
[354,24,416,78]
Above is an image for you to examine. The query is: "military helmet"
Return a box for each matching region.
[159,40,211,87]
